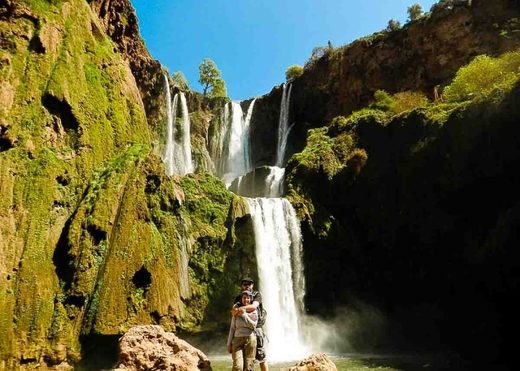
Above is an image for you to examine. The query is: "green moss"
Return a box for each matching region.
[179,173,232,236]
[291,125,357,179]
[0,0,151,363]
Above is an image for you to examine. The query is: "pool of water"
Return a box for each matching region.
[208,352,469,371]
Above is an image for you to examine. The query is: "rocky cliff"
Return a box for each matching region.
[0,0,253,368]
[89,0,164,128]
[285,69,520,365]
[250,0,520,168]
[1,0,519,368]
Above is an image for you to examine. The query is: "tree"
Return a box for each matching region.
[304,46,329,69]
[198,58,227,97]
[172,71,189,91]
[285,64,304,81]
[210,77,227,98]
[386,19,401,32]
[407,4,423,21]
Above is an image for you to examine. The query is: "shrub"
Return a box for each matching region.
[285,64,304,81]
[371,89,429,115]
[372,90,394,111]
[172,71,189,91]
[391,91,429,114]
[304,46,330,69]
[407,4,423,21]
[443,51,520,102]
[386,19,401,32]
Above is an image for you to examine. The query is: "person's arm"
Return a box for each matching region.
[240,310,258,329]
[239,302,258,314]
[242,296,260,313]
[227,316,236,352]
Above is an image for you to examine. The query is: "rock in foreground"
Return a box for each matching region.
[288,353,337,371]
[114,325,211,371]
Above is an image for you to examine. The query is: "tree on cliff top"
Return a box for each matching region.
[285,64,304,81]
[172,71,189,91]
[407,4,423,21]
[386,19,401,32]
[198,58,227,97]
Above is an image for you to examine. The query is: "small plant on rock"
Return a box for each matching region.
[285,64,304,81]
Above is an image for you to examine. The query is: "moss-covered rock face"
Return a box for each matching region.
[0,0,150,365]
[89,0,164,129]
[286,84,520,362]
[0,0,248,367]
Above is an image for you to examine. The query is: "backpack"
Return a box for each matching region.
[252,291,267,327]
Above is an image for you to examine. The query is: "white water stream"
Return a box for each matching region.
[213,83,310,361]
[276,83,293,167]
[162,74,194,176]
[246,197,309,361]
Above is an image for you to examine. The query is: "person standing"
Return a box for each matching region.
[227,290,258,371]
[232,277,269,371]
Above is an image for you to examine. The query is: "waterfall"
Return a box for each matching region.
[178,93,194,175]
[163,74,178,176]
[211,103,230,177]
[265,166,285,198]
[162,75,194,176]
[246,198,309,361]
[209,87,314,361]
[276,83,293,167]
[213,99,256,186]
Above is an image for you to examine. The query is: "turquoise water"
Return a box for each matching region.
[208,353,468,371]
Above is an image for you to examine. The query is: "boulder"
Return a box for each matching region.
[288,353,337,371]
[114,325,211,371]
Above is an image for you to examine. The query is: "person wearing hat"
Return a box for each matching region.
[232,277,268,371]
[227,290,258,371]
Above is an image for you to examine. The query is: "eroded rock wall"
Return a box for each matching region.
[251,0,520,167]
[0,0,254,368]
[286,85,520,363]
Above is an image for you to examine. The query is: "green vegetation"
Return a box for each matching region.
[285,64,304,81]
[386,19,401,32]
[198,58,227,97]
[290,119,367,181]
[407,4,423,22]
[172,71,189,91]
[304,46,332,70]
[372,89,429,115]
[443,51,520,103]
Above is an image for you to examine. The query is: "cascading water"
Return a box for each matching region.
[209,85,313,361]
[211,99,256,185]
[264,166,285,198]
[178,93,194,175]
[276,83,293,167]
[246,198,309,361]
[163,74,178,176]
[162,74,194,176]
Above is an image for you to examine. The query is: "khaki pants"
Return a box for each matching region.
[232,334,257,371]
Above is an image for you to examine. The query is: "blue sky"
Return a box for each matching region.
[131,0,437,101]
